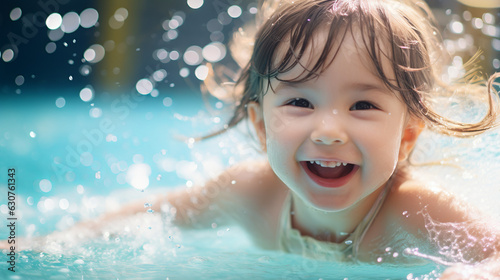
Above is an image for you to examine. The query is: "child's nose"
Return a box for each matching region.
[310,116,348,145]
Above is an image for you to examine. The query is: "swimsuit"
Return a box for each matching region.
[277,178,394,262]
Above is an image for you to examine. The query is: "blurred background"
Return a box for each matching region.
[0,0,499,236]
[0,0,499,95]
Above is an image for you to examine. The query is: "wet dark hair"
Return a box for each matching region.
[203,0,499,140]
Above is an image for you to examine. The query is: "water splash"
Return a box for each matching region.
[418,207,498,265]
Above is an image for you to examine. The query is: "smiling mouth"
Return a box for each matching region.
[301,161,358,188]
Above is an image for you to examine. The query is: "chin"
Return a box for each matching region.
[297,191,356,212]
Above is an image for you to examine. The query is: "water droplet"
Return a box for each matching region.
[377,257,383,263]
[147,209,154,213]
[344,239,353,245]
[29,131,36,138]
[144,202,152,208]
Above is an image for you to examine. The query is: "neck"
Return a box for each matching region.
[290,185,387,244]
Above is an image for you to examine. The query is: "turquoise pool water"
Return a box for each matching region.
[1,90,500,279]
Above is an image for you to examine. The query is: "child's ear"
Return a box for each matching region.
[399,118,425,162]
[247,102,267,151]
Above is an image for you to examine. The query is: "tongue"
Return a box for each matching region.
[308,163,353,179]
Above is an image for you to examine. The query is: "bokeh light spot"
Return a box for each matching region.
[2,49,15,62]
[39,179,52,193]
[80,87,94,102]
[10,8,22,21]
[195,65,209,80]
[202,42,226,62]
[450,21,464,34]
[84,44,105,63]
[187,0,204,9]
[126,163,151,190]
[15,75,25,86]
[179,68,190,78]
[227,5,242,18]
[45,42,57,54]
[61,12,80,33]
[55,97,66,108]
[136,78,154,95]
[163,97,173,107]
[80,8,99,28]
[46,13,63,30]
[183,46,203,66]
[89,107,102,118]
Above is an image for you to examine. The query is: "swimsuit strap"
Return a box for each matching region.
[350,173,396,260]
[278,173,396,262]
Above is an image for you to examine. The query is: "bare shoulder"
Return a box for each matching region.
[381,179,479,234]
[225,159,287,203]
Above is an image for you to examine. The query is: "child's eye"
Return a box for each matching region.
[350,101,377,111]
[286,98,313,109]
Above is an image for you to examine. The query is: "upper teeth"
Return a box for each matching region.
[310,160,348,168]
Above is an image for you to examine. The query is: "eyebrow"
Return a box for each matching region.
[273,80,393,95]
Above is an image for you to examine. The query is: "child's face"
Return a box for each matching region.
[249,31,422,211]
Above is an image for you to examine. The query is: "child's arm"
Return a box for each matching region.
[0,160,272,250]
[71,160,270,230]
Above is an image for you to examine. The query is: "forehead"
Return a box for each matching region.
[271,26,397,88]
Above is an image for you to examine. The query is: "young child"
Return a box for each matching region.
[5,0,500,278]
